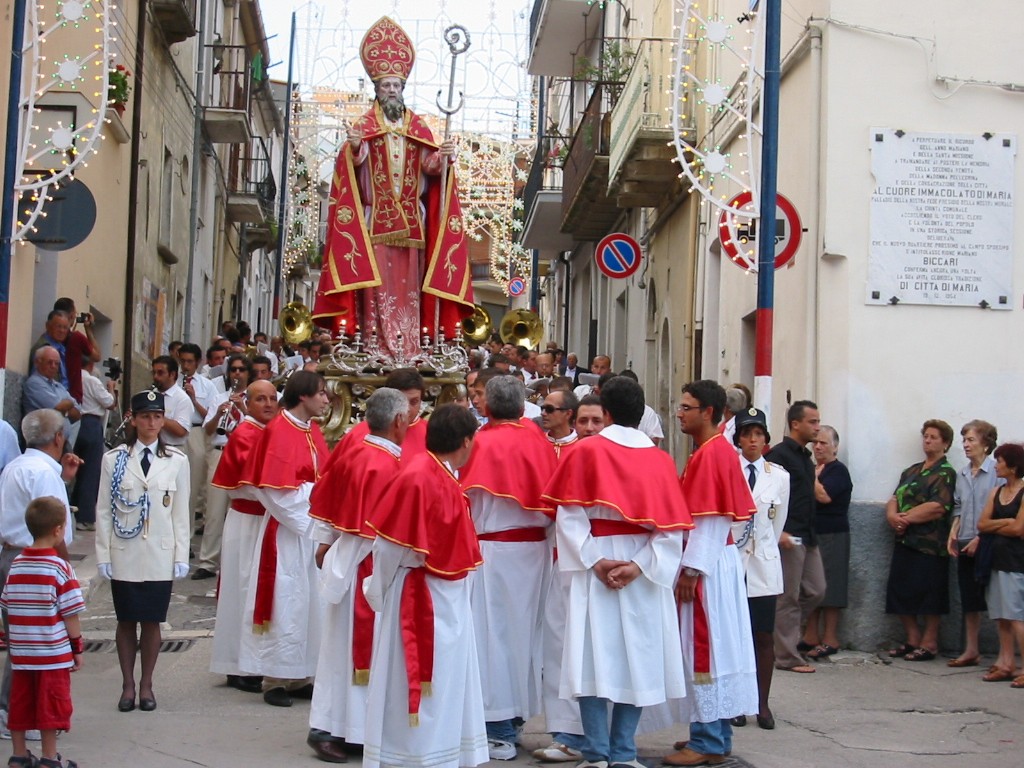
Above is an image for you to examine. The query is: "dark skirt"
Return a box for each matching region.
[818,531,850,608]
[885,543,949,616]
[110,580,173,623]
[747,595,777,634]
[956,553,988,613]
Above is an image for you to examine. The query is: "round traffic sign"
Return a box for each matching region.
[719,191,802,271]
[507,276,526,296]
[595,233,643,279]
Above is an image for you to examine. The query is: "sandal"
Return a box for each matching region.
[888,643,914,657]
[947,655,980,668]
[808,644,838,659]
[983,667,1014,682]
[904,647,936,662]
[1011,675,1024,689]
[8,753,38,768]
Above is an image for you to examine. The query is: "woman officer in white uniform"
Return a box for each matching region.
[95,390,190,713]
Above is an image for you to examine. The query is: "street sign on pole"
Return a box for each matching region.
[594,233,643,279]
[719,191,802,271]
[507,276,526,297]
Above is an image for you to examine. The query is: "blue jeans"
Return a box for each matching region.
[552,731,587,752]
[486,718,521,743]
[578,696,642,763]
[687,719,732,756]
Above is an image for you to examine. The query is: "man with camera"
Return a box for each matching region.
[29,299,100,405]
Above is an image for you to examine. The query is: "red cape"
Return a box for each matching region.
[548,433,581,462]
[309,437,402,535]
[211,418,266,515]
[459,420,558,514]
[239,412,329,489]
[368,452,482,580]
[543,433,693,530]
[679,433,755,520]
[335,417,427,460]
[312,104,473,336]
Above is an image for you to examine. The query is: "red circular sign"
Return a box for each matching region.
[719,191,802,270]
[507,276,526,296]
[595,233,643,279]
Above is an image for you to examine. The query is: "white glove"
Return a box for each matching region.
[97,562,113,580]
[173,562,190,580]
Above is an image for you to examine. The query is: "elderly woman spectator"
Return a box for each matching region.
[976,443,1024,684]
[884,419,957,661]
[804,425,853,658]
[946,420,1003,668]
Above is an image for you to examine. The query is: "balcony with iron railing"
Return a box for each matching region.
[521,137,574,251]
[203,43,254,143]
[226,137,276,226]
[151,0,197,45]
[607,38,690,208]
[561,84,620,240]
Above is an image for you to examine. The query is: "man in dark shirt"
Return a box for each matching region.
[765,400,825,672]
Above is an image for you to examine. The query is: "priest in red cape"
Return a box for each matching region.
[540,377,690,767]
[665,379,758,767]
[311,16,473,359]
[237,371,330,708]
[362,404,488,768]
[209,380,279,694]
[305,388,409,763]
[458,374,557,760]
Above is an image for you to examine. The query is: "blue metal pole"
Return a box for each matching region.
[272,12,296,320]
[0,0,28,371]
[753,0,781,413]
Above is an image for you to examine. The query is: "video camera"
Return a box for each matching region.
[103,357,123,381]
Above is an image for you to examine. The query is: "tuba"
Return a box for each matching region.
[279,301,313,346]
[461,304,492,344]
[499,309,543,349]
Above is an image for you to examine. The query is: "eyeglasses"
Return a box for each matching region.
[540,405,569,414]
[676,404,702,413]
[229,366,247,372]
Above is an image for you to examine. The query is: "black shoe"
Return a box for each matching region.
[117,694,135,712]
[757,712,776,730]
[227,674,263,693]
[139,697,157,712]
[263,687,292,707]
[191,567,216,580]
[731,714,748,727]
[291,682,315,699]
[307,730,348,764]
[797,640,814,653]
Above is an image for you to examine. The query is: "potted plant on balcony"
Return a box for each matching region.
[108,64,132,115]
[573,42,634,106]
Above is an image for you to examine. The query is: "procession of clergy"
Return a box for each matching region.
[204,361,772,768]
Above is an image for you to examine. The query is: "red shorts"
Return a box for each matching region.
[7,669,73,732]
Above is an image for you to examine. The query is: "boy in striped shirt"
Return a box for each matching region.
[0,496,85,768]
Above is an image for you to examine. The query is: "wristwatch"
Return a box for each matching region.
[682,567,701,578]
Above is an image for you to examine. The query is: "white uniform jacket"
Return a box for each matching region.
[731,457,789,598]
[95,444,191,581]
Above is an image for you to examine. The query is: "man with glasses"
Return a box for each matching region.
[195,356,253,580]
[540,390,579,460]
[22,347,80,433]
[664,380,758,767]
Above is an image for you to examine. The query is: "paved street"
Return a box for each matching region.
[41,531,1023,767]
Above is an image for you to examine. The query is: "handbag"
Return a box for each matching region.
[973,533,996,586]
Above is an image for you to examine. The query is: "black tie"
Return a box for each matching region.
[141,447,151,476]
[747,463,756,491]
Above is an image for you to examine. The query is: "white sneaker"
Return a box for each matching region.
[488,739,517,761]
[576,761,609,768]
[609,761,646,768]
[533,742,585,762]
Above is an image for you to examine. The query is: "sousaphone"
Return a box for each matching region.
[461,304,492,343]
[499,309,543,349]
[279,301,313,346]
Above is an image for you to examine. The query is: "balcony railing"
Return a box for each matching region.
[561,84,620,240]
[226,137,276,225]
[203,43,255,143]
[523,137,565,225]
[151,0,197,45]
[607,38,683,206]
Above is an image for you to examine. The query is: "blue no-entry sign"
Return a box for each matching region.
[507,276,526,296]
[595,233,643,279]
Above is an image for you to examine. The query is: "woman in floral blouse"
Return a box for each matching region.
[884,419,957,662]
